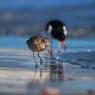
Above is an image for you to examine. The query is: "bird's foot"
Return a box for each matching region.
[35,64,38,68]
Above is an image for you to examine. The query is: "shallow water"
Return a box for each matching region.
[0,36,95,94]
[0,36,95,73]
[0,36,95,49]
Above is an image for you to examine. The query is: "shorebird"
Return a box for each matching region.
[27,35,51,67]
[45,19,67,51]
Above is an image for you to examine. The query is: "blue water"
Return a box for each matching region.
[0,0,92,9]
[0,36,95,52]
[0,36,95,70]
[0,36,28,48]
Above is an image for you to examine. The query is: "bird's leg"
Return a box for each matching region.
[58,42,61,49]
[48,47,54,58]
[61,41,67,53]
[58,42,67,53]
[48,38,54,58]
[38,52,43,65]
[33,52,38,67]
[51,38,53,49]
[57,42,62,54]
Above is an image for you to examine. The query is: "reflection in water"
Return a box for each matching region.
[27,60,64,94]
[30,59,64,83]
[30,68,44,84]
[50,62,64,81]
[31,68,37,82]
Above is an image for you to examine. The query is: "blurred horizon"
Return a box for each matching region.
[0,0,95,37]
[0,0,94,9]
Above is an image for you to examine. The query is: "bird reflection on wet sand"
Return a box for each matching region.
[50,62,64,81]
[27,57,64,83]
[26,58,64,94]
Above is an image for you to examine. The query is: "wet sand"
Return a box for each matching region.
[0,48,95,95]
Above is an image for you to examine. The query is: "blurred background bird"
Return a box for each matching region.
[27,35,51,67]
[45,19,67,52]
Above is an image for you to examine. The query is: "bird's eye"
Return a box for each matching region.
[63,26,67,36]
[41,39,48,43]
[45,41,48,46]
[41,39,45,43]
[41,38,48,45]
[48,25,52,33]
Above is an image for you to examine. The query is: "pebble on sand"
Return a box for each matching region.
[41,88,60,95]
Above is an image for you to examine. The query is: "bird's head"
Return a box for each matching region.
[45,19,67,50]
[40,37,50,48]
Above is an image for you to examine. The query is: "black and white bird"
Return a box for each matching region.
[45,19,67,51]
[27,35,51,67]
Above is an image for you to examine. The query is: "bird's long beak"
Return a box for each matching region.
[48,47,53,58]
[61,40,67,52]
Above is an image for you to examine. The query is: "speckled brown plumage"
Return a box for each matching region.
[27,35,50,67]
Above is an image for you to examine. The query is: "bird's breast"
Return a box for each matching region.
[51,31,66,41]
